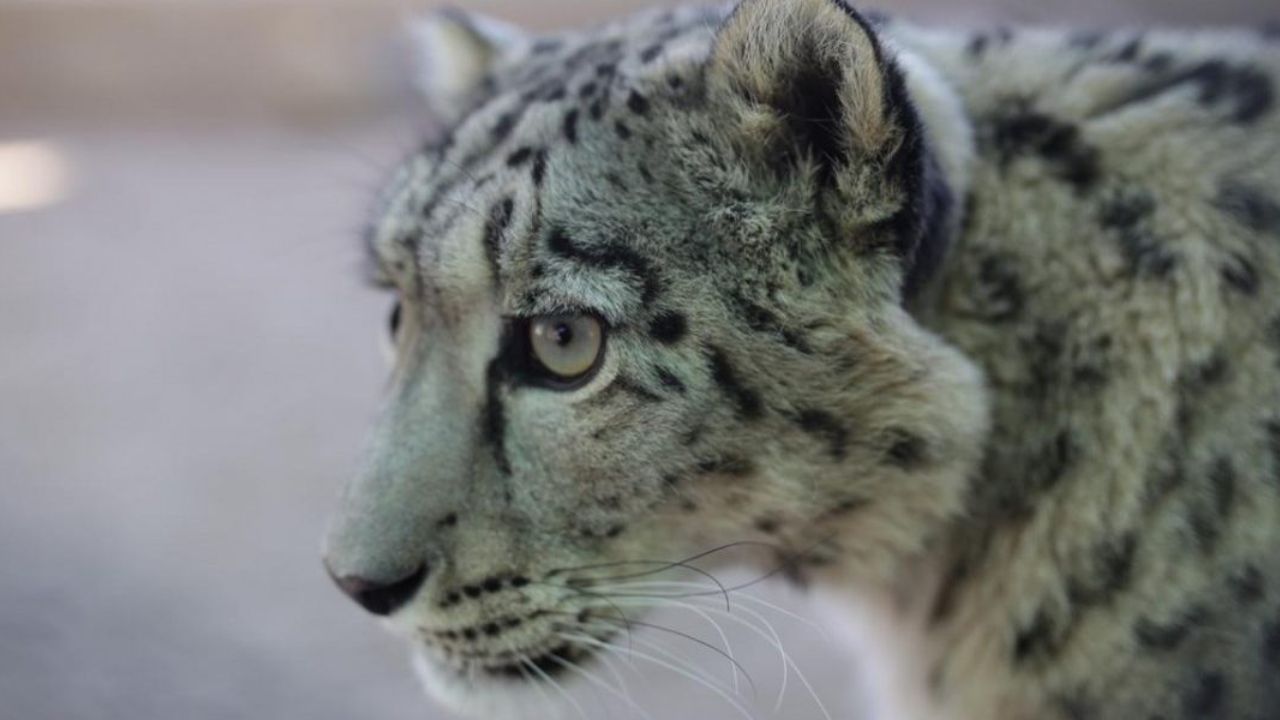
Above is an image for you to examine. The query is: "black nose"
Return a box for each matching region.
[326,562,428,616]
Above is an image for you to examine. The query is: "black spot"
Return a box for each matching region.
[639,43,664,63]
[697,456,755,477]
[974,253,1024,322]
[531,149,548,186]
[578,81,598,99]
[1185,353,1229,390]
[546,228,661,303]
[707,347,763,420]
[1215,181,1280,236]
[988,108,1100,190]
[562,109,580,143]
[462,627,477,641]
[595,62,617,78]
[506,146,535,167]
[442,591,461,607]
[1268,420,1280,487]
[492,110,522,142]
[1112,36,1143,63]
[1182,671,1226,716]
[1103,60,1274,124]
[1069,533,1138,606]
[626,90,650,115]
[1014,609,1060,663]
[829,497,868,515]
[1099,189,1156,229]
[614,120,632,139]
[438,513,459,529]
[886,429,927,468]
[655,367,686,394]
[510,576,530,589]
[1134,605,1206,650]
[731,293,812,352]
[605,525,625,538]
[1116,227,1177,279]
[754,517,780,534]
[1069,31,1106,50]
[531,38,562,54]
[1264,618,1280,665]
[1209,457,1236,517]
[589,99,607,120]
[967,34,989,58]
[482,577,503,593]
[482,622,501,637]
[649,312,687,344]
[667,74,684,89]
[1229,564,1265,604]
[462,585,482,599]
[612,375,662,403]
[1189,505,1222,555]
[482,359,512,475]
[1220,252,1259,295]
[795,409,849,461]
[483,197,515,282]
[1034,430,1079,494]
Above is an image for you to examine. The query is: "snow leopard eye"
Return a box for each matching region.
[388,300,402,339]
[527,314,604,385]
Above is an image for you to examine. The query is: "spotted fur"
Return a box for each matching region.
[325,2,1280,718]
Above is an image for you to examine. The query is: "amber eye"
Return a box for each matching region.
[528,314,604,382]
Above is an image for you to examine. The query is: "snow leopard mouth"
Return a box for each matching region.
[418,619,618,684]
[478,642,597,680]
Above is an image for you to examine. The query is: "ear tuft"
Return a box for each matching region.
[709,0,903,182]
[408,8,525,124]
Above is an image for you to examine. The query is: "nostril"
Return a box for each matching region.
[326,562,428,617]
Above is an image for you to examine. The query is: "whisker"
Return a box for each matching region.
[522,656,590,720]
[516,655,559,717]
[561,612,757,696]
[545,642,654,720]
[563,632,759,720]
[570,588,751,696]
[589,580,833,640]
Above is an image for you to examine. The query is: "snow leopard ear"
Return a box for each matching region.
[408,8,526,124]
[709,0,948,297]
[708,0,919,188]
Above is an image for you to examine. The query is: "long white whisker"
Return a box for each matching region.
[592,580,833,640]
[516,656,560,718]
[522,657,589,720]
[563,632,759,720]
[606,596,801,715]
[586,588,747,695]
[700,601,833,720]
[579,621,733,696]
[545,644,654,720]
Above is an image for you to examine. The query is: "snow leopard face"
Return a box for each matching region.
[322,0,986,715]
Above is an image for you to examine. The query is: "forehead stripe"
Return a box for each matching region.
[546,228,662,303]
[484,197,516,283]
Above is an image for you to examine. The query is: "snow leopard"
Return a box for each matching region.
[322,0,1280,717]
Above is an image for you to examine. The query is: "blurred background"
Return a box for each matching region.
[0,1,1274,719]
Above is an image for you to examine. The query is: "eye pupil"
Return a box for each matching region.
[552,323,573,346]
